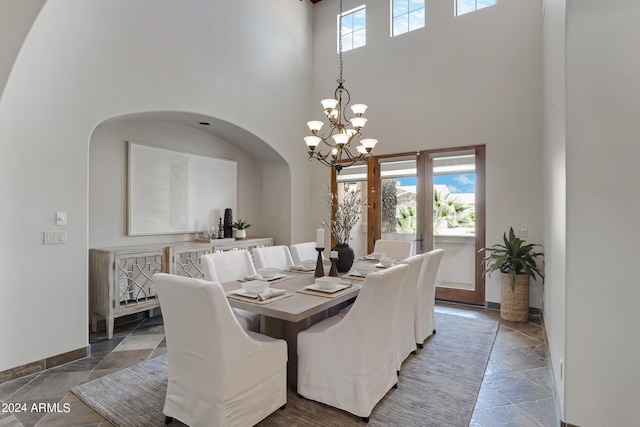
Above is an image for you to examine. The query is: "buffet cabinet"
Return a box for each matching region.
[90,238,272,338]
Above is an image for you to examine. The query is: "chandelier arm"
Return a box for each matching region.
[340,146,360,162]
[309,151,335,168]
[341,155,368,169]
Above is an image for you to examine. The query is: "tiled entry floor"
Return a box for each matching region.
[0,303,559,426]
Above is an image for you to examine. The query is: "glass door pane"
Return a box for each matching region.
[379,157,418,256]
[432,151,477,292]
[335,163,368,256]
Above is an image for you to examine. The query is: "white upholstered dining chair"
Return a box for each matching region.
[297,264,408,422]
[152,273,287,427]
[396,254,424,371]
[290,241,321,265]
[251,245,295,270]
[414,248,445,347]
[373,239,412,261]
[200,250,260,332]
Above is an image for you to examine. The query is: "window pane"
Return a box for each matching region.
[353,29,366,49]
[352,9,366,31]
[342,32,354,51]
[408,0,424,13]
[393,15,409,36]
[393,0,409,16]
[477,0,496,10]
[456,0,475,16]
[433,173,475,234]
[408,9,425,30]
[341,14,353,34]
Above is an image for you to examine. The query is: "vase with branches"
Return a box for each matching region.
[323,187,366,271]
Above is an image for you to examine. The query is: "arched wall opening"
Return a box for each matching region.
[89,111,292,249]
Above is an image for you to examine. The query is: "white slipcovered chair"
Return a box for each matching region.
[200,250,260,332]
[152,273,287,427]
[297,264,408,422]
[395,254,424,371]
[290,241,321,266]
[251,245,295,270]
[414,249,445,347]
[373,239,412,261]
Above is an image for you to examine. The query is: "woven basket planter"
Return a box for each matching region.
[500,273,529,322]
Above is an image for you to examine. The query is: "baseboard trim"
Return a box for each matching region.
[0,346,89,385]
[561,422,579,427]
[485,301,541,316]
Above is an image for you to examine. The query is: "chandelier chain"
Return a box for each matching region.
[338,0,343,81]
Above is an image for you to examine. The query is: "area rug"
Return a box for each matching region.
[72,312,498,427]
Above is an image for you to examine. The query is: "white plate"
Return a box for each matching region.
[304,283,351,293]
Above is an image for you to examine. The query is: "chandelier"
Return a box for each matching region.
[303,0,378,173]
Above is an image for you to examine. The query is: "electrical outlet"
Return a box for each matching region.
[516,228,527,238]
[44,231,67,245]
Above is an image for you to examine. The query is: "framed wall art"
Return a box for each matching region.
[127,142,237,236]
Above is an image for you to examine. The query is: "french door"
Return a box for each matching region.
[330,145,485,305]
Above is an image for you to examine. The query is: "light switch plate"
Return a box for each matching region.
[56,211,67,226]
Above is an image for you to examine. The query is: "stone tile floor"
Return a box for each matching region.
[0,303,559,426]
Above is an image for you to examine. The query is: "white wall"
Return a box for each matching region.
[0,0,45,99]
[564,0,640,424]
[542,0,566,419]
[310,0,544,306]
[0,0,313,372]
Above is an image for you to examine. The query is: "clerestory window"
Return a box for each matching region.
[391,0,425,37]
[339,5,366,52]
[455,0,496,16]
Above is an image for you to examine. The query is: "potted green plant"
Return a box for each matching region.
[480,227,544,322]
[233,219,251,240]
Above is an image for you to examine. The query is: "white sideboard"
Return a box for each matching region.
[89,238,273,339]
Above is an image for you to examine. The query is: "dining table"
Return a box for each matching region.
[221,266,367,385]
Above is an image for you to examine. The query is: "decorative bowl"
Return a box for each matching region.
[301,259,316,269]
[355,265,377,276]
[257,267,279,279]
[315,276,341,290]
[241,280,269,295]
[380,257,396,268]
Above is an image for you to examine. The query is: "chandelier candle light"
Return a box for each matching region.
[304,0,378,173]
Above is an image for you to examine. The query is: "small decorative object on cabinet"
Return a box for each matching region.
[233,219,251,240]
[218,218,224,239]
[480,227,545,322]
[224,208,234,238]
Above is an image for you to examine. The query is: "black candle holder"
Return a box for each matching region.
[314,247,325,277]
[328,256,338,277]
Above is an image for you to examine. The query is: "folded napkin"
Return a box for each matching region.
[257,288,286,301]
[241,274,259,281]
[291,265,314,272]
